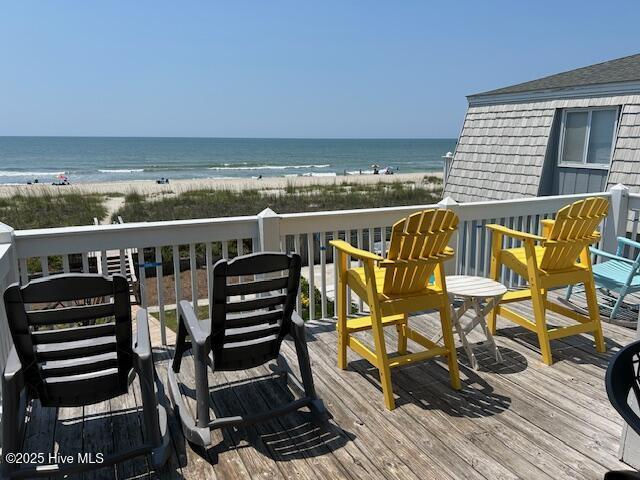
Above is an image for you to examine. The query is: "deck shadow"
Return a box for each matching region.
[349,354,513,418]
[173,359,353,466]
[495,324,623,369]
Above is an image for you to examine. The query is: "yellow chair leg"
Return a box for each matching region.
[439,304,461,390]
[584,278,606,353]
[488,245,501,335]
[531,287,553,366]
[336,254,348,370]
[378,360,395,411]
[396,314,408,354]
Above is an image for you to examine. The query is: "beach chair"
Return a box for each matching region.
[487,197,609,365]
[330,209,461,411]
[604,339,640,480]
[2,273,170,478]
[169,252,326,448]
[565,236,640,319]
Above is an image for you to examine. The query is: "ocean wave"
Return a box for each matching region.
[0,170,66,177]
[98,168,145,173]
[209,164,330,171]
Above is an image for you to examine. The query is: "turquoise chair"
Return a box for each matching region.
[566,237,640,319]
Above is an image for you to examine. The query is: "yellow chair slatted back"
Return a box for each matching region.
[539,197,609,271]
[382,209,458,295]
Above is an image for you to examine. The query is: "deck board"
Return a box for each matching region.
[22,295,636,479]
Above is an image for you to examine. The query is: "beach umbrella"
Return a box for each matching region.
[371,164,380,168]
[57,174,67,179]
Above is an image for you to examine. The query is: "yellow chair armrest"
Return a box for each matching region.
[329,240,383,262]
[486,224,545,243]
[540,219,554,238]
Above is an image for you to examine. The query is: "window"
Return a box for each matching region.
[559,108,618,167]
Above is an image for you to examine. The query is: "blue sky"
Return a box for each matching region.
[1,1,638,138]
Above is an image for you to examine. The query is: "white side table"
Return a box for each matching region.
[445,275,507,370]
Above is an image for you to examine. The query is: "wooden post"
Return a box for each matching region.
[437,196,459,275]
[0,222,19,450]
[602,183,629,255]
[257,208,281,252]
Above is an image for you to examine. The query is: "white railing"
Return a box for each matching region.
[14,216,259,346]
[0,184,632,357]
[274,188,619,317]
[0,223,18,445]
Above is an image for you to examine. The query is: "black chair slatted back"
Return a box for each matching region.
[210,252,301,370]
[3,274,133,407]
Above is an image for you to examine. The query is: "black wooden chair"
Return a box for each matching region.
[2,273,170,478]
[169,252,326,447]
[605,339,640,480]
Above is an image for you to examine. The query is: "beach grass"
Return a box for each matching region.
[0,190,107,230]
[113,179,442,222]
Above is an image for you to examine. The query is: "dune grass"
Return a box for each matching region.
[113,180,442,222]
[0,191,107,230]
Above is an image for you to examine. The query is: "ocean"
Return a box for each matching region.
[0,137,456,184]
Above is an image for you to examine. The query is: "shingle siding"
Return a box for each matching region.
[607,104,640,192]
[445,95,640,202]
[444,102,555,202]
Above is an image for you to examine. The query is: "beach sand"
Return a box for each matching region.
[0,172,439,198]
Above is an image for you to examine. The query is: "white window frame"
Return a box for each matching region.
[557,106,619,170]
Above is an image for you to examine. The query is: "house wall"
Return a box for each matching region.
[607,104,640,192]
[444,95,640,202]
[554,167,608,195]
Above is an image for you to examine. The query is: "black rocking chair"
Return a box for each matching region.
[2,274,170,478]
[605,339,640,480]
[169,252,326,447]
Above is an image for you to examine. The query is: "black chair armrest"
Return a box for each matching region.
[178,300,208,346]
[134,308,153,362]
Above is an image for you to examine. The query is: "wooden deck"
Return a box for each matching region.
[20,294,636,480]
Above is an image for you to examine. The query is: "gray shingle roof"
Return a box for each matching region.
[473,53,640,97]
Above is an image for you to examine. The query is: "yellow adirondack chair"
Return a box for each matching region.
[330,209,461,410]
[486,197,609,365]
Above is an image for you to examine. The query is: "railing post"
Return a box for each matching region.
[0,222,19,451]
[602,183,629,254]
[437,196,460,275]
[257,208,282,252]
[0,222,18,284]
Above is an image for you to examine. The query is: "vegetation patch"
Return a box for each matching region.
[0,191,107,230]
[113,180,443,222]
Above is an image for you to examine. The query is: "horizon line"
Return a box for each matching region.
[0,135,458,141]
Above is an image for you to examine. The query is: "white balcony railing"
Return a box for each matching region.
[0,183,635,419]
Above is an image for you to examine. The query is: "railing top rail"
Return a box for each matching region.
[455,191,611,222]
[628,192,640,211]
[278,191,613,234]
[279,203,440,234]
[14,215,259,258]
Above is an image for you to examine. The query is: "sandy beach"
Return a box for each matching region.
[0,172,439,198]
